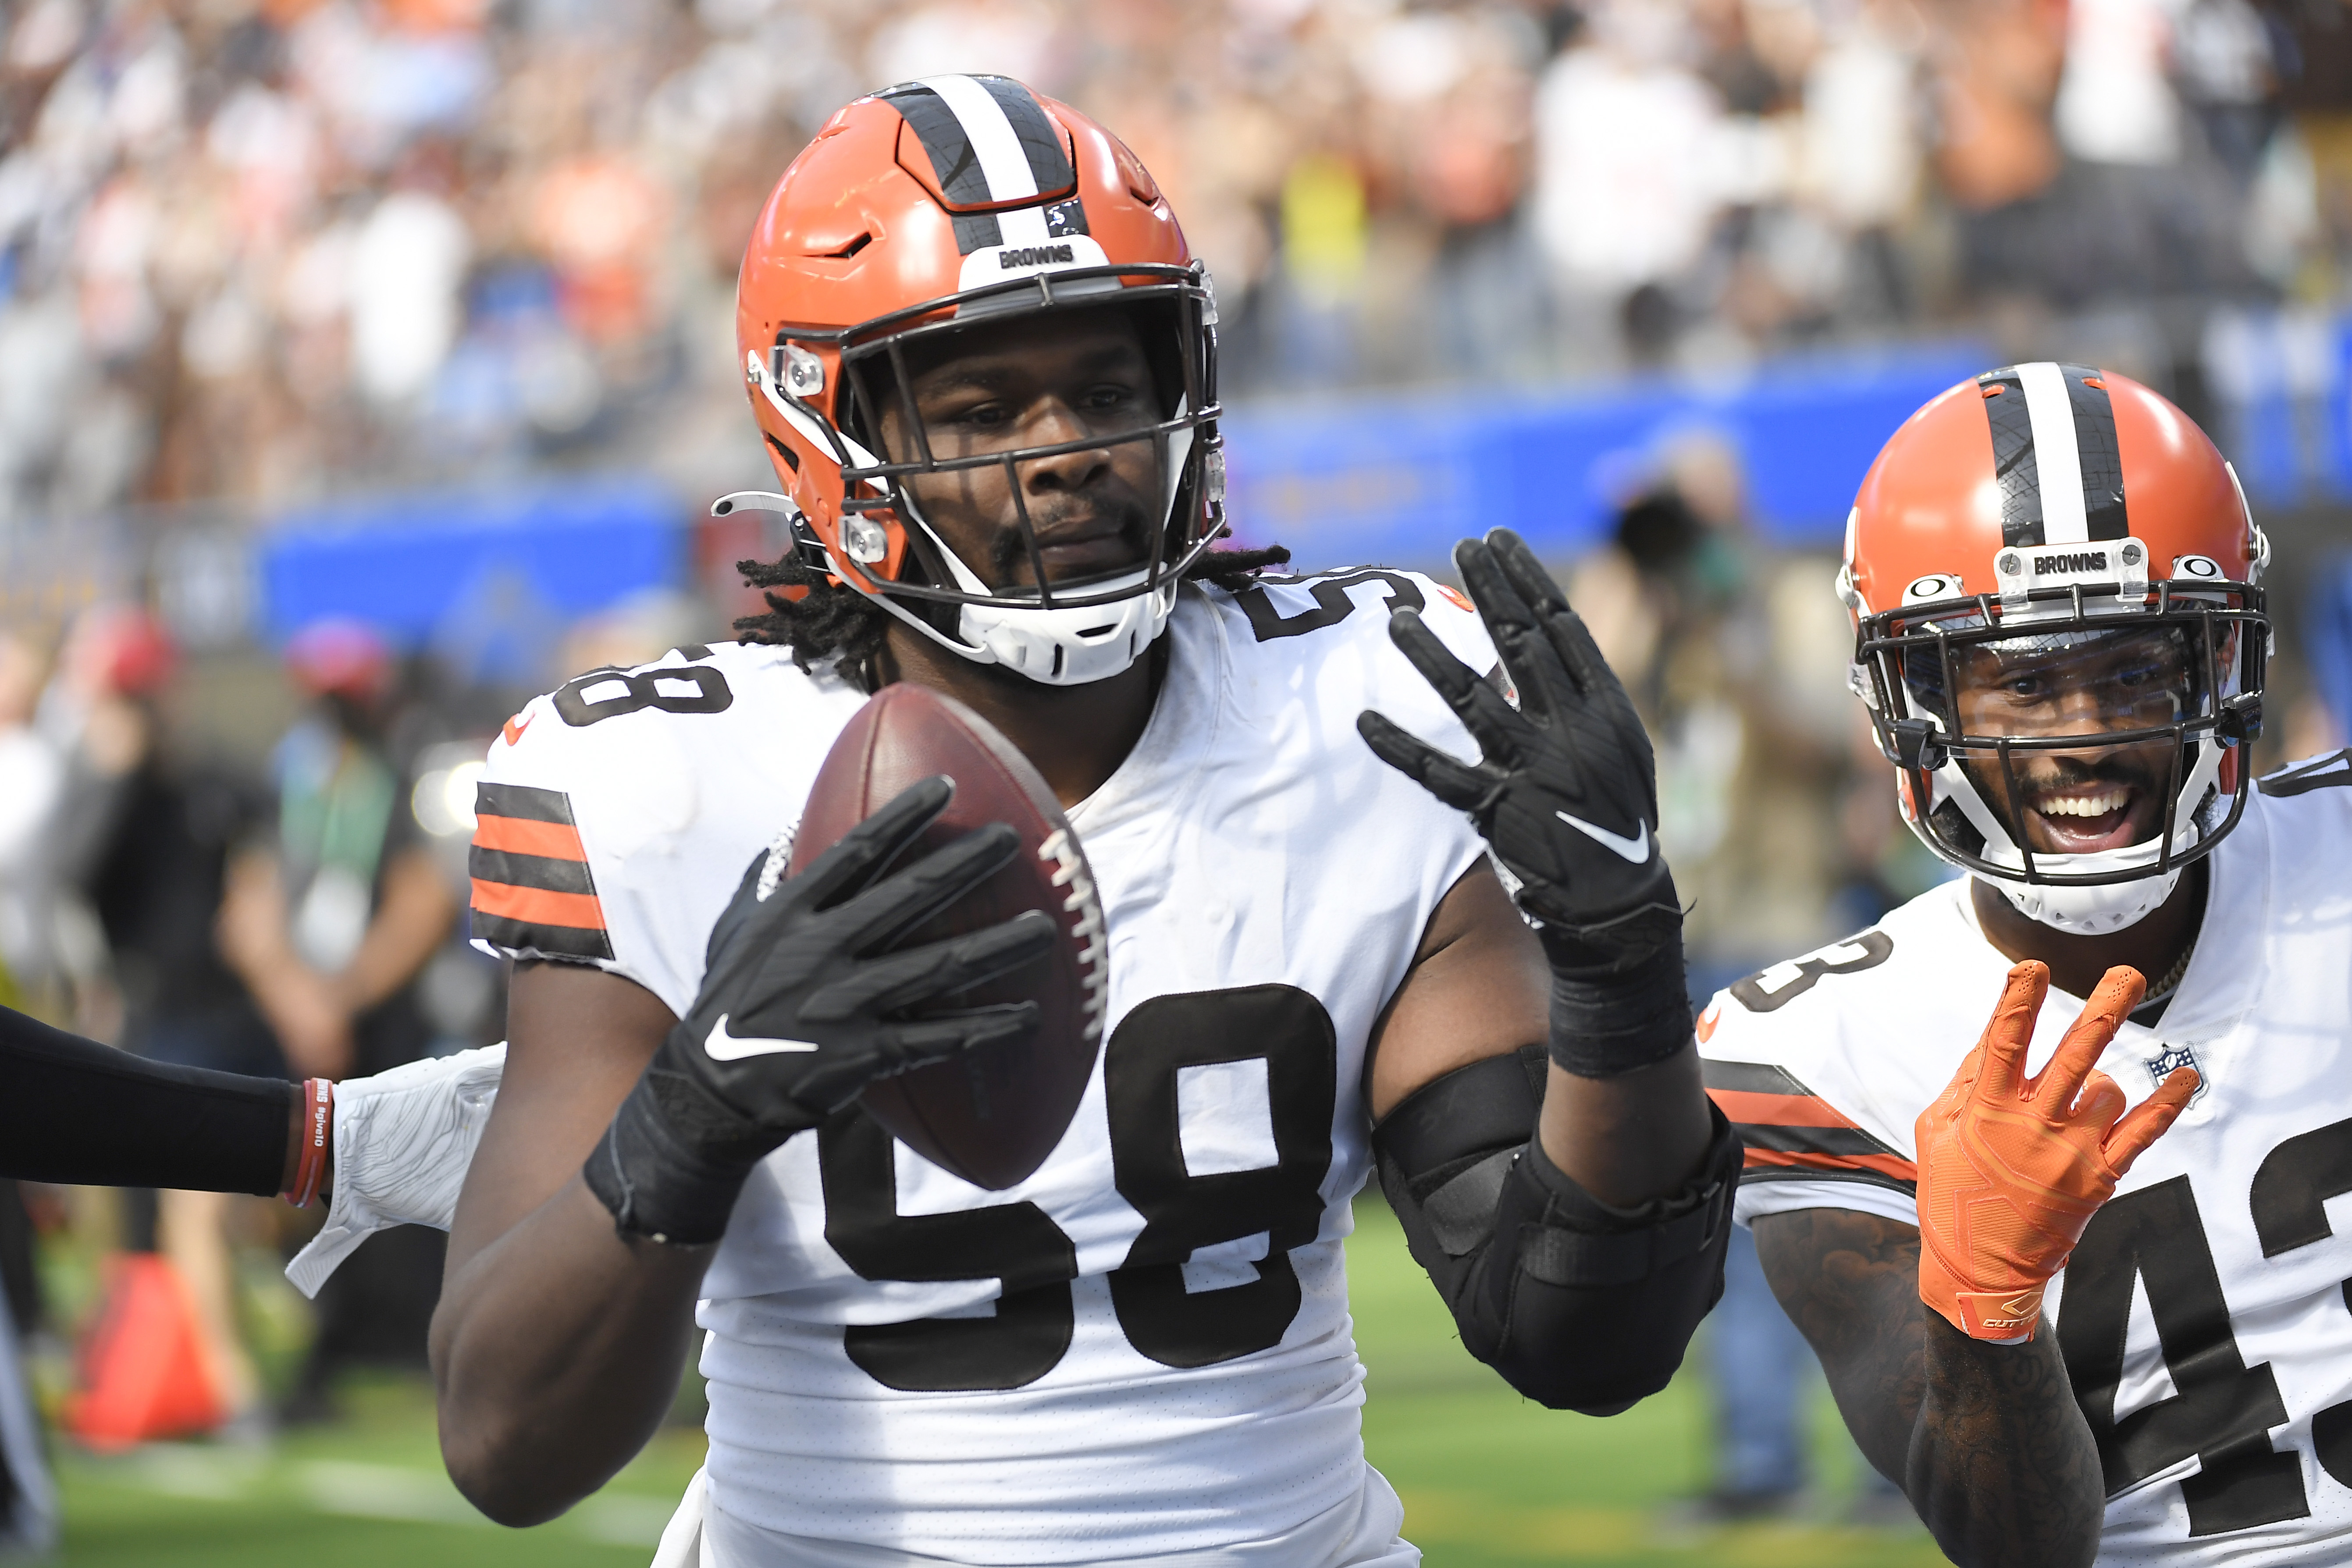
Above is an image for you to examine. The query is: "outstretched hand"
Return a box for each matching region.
[1358,527,1679,974]
[1915,961,2197,1342]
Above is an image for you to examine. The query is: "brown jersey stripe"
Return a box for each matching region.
[1701,1059,1815,1097]
[470,908,614,961]
[469,846,596,897]
[1707,1088,1858,1130]
[1705,1057,1909,1179]
[1736,1122,1897,1159]
[1743,1147,1918,1189]
[472,812,588,862]
[475,781,582,827]
[471,878,606,932]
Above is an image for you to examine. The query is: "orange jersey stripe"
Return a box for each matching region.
[1743,1146,1918,1185]
[473,813,588,862]
[470,878,606,932]
[1708,1088,1863,1131]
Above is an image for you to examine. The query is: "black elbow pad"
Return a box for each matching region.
[1371,1045,1740,1412]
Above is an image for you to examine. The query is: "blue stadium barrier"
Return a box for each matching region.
[257,474,681,675]
[244,324,2352,668]
[1218,341,1991,569]
[2308,552,2352,748]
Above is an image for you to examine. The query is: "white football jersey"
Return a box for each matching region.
[1698,751,2352,1564]
[468,572,1495,1564]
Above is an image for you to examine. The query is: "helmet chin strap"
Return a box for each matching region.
[830,508,1182,688]
[1987,865,2184,936]
[840,398,1199,688]
[1926,738,2226,936]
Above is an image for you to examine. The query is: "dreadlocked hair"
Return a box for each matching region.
[733,540,1296,688]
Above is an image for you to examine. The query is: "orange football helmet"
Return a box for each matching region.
[725,75,1222,684]
[1840,363,2270,934]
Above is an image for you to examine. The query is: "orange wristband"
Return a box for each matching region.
[287,1078,333,1208]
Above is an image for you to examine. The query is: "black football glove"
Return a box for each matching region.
[1357,528,1690,1077]
[585,777,1055,1243]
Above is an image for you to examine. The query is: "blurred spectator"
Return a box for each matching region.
[217,618,456,1421]
[2056,0,2186,169]
[0,1177,53,1557]
[0,634,64,1016]
[1532,1,1725,365]
[46,606,280,1429]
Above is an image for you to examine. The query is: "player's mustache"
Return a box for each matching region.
[990,494,1151,576]
[2003,753,2168,800]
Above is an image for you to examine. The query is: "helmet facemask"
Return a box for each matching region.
[761,264,1226,686]
[1856,578,2268,934]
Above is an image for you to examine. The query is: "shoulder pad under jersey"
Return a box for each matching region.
[466,642,867,1015]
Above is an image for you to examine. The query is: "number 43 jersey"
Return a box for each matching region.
[469,574,1496,1564]
[1696,751,2352,1565]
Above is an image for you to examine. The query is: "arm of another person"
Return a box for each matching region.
[0,1004,302,1195]
[431,960,698,1527]
[1752,1208,2105,1568]
[338,845,457,1014]
[217,848,353,1080]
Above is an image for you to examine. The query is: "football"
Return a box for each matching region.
[791,683,1109,1189]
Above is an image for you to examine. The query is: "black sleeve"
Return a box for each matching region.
[0,1006,293,1195]
[1372,1044,1740,1413]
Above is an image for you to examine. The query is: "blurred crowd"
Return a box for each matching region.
[2,0,2349,525]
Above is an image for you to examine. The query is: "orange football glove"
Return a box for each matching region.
[1915,961,2198,1342]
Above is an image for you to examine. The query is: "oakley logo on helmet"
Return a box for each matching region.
[1904,575,1955,603]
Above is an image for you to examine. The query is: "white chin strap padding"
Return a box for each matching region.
[851,520,1178,687]
[956,568,1178,686]
[1988,867,2184,936]
[1936,736,2226,937]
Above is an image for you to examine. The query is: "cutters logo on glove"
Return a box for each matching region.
[1915,961,2198,1342]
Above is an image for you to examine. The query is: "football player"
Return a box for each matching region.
[1695,363,2352,1565]
[427,77,1739,1565]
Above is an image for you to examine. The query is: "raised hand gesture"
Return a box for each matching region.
[1358,527,1680,974]
[1916,961,2198,1341]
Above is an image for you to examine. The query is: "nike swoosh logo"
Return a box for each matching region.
[704,1014,819,1061]
[502,711,534,747]
[1555,811,1652,864]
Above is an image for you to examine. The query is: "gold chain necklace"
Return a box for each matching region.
[2142,935,2197,1003]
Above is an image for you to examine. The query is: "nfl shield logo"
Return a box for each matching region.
[2145,1043,2206,1104]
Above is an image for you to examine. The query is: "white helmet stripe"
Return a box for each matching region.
[2016,360,2091,544]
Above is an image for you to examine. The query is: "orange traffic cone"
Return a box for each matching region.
[64,1253,227,1450]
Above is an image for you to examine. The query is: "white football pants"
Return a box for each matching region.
[651,1461,1422,1568]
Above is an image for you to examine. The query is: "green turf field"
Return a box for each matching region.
[44,1198,1950,1566]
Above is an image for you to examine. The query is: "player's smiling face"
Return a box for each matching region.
[879,306,1165,591]
[1950,627,2194,857]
